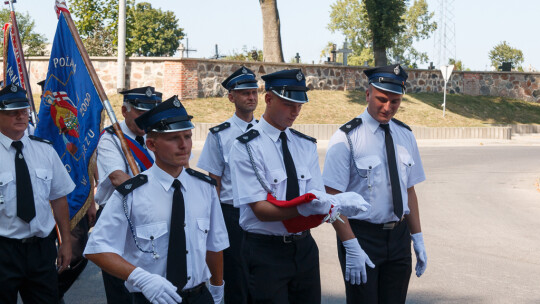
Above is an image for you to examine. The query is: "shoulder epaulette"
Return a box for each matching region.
[29,135,52,145]
[186,168,217,186]
[104,126,115,134]
[116,174,148,196]
[209,122,230,134]
[339,118,363,134]
[255,119,259,123]
[290,128,317,143]
[391,118,412,131]
[236,129,259,144]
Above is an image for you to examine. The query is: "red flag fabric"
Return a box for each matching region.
[266,193,327,233]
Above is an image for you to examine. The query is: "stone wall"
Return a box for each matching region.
[8,57,540,103]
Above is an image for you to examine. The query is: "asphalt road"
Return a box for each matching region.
[62,143,540,304]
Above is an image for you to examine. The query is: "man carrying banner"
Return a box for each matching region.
[228,69,372,303]
[197,66,259,304]
[85,96,229,304]
[0,84,74,303]
[94,86,162,303]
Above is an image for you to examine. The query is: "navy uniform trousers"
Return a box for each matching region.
[220,203,248,304]
[0,232,58,304]
[337,218,412,304]
[243,231,321,304]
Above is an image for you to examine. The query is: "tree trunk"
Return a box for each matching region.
[373,38,387,67]
[259,0,284,62]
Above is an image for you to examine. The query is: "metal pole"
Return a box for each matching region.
[443,81,447,117]
[116,0,126,92]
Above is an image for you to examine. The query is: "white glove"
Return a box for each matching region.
[297,199,331,217]
[334,192,370,218]
[127,267,182,304]
[411,232,427,277]
[208,281,224,304]
[309,189,339,206]
[342,238,375,285]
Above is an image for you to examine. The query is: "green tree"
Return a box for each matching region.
[224,46,263,62]
[488,41,524,70]
[69,1,184,57]
[128,2,184,56]
[69,0,129,56]
[328,0,436,67]
[448,58,464,71]
[0,9,47,56]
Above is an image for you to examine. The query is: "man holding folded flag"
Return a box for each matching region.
[228,68,373,303]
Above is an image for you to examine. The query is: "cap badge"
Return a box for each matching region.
[10,85,17,92]
[394,65,400,75]
[242,67,247,74]
[145,87,152,97]
[296,71,303,81]
[173,98,181,107]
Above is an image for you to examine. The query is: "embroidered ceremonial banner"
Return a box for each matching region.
[35,13,103,226]
[2,22,24,88]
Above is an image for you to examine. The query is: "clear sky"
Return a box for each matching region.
[7,0,540,72]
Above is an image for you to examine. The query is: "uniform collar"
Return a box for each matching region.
[361,109,393,135]
[259,115,292,143]
[151,164,187,192]
[231,113,257,131]
[0,131,29,150]
[120,120,137,139]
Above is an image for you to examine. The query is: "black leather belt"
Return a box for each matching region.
[245,230,310,244]
[350,218,405,230]
[0,235,47,243]
[179,282,205,297]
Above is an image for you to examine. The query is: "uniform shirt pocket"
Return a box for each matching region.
[354,155,382,191]
[296,167,312,195]
[266,169,287,194]
[135,222,168,254]
[0,172,15,217]
[397,145,415,187]
[196,218,210,256]
[34,169,53,201]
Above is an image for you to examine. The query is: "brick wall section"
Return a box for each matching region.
[8,57,540,103]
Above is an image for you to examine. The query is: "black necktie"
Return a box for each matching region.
[380,124,403,219]
[167,179,188,290]
[279,132,299,200]
[135,135,145,148]
[12,141,36,223]
[246,123,253,130]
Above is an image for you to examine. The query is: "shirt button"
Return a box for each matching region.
[186,250,189,254]
[274,179,277,183]
[368,166,372,169]
[301,175,304,178]
[187,276,191,280]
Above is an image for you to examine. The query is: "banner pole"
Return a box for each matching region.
[58,7,140,176]
[7,0,37,125]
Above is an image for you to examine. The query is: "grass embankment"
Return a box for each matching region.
[34,91,540,127]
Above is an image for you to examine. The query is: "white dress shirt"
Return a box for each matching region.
[84,164,229,292]
[229,116,324,236]
[197,113,257,205]
[323,110,425,223]
[0,131,75,238]
[95,121,155,206]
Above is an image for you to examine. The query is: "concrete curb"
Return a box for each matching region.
[193,123,519,141]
